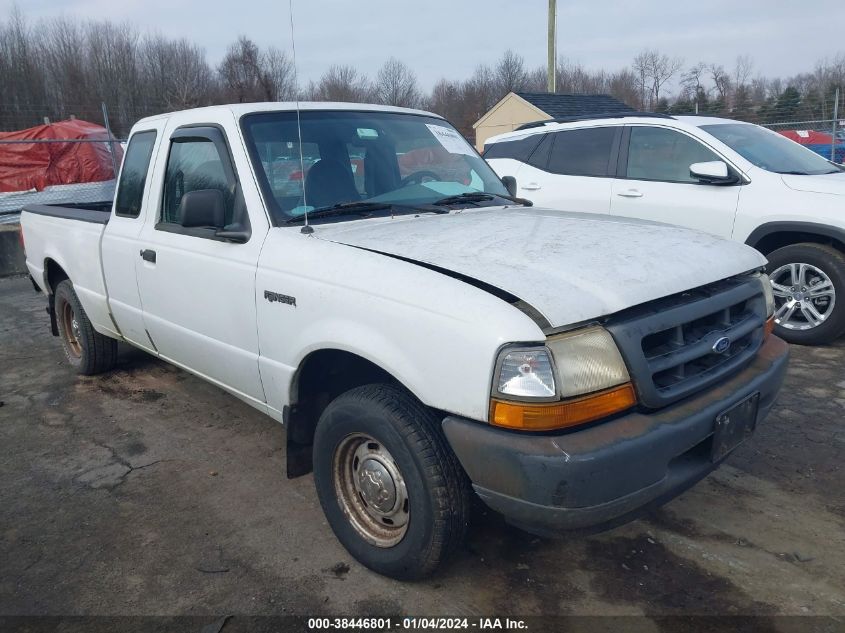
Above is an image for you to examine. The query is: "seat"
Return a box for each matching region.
[304,159,360,209]
[364,146,400,196]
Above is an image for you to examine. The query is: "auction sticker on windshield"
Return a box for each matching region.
[426,124,475,156]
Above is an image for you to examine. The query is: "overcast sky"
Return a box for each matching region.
[4,0,842,90]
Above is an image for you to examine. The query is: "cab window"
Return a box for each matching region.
[161,139,233,225]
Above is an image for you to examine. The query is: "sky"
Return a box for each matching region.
[3,0,843,91]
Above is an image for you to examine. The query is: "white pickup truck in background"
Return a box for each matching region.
[21,102,788,579]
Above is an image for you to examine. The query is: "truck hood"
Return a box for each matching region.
[314,207,766,328]
[781,171,845,195]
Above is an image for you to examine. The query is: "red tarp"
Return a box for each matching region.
[0,119,123,193]
[778,129,834,145]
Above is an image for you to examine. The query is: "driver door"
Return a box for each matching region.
[135,120,267,405]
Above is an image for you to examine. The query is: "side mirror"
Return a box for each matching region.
[689,161,737,185]
[179,189,225,228]
[501,175,517,197]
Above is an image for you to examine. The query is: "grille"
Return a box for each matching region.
[606,277,767,409]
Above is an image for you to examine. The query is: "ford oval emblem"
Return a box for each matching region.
[712,336,732,354]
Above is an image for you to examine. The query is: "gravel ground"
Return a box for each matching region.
[1,274,844,625]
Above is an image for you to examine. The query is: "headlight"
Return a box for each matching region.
[546,326,630,398]
[494,348,556,399]
[491,326,636,431]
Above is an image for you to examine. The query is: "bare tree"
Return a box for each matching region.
[262,47,296,101]
[633,49,683,110]
[218,36,267,102]
[649,53,683,105]
[733,55,754,89]
[86,21,141,126]
[309,64,373,102]
[39,17,89,119]
[375,57,420,107]
[463,64,498,113]
[141,36,215,110]
[494,49,528,96]
[606,69,641,107]
[708,63,732,101]
[524,66,547,92]
[427,78,463,122]
[632,51,650,109]
[4,3,845,137]
[0,6,48,128]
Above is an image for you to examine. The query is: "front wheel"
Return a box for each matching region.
[766,243,845,345]
[312,384,471,579]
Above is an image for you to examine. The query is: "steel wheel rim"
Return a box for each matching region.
[333,433,409,548]
[60,300,83,358]
[770,262,836,331]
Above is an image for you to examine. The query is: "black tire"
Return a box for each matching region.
[312,383,471,580]
[766,243,845,345]
[54,279,118,375]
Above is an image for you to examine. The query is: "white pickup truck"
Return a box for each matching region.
[20,102,788,579]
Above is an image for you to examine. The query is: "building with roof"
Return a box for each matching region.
[472,92,634,151]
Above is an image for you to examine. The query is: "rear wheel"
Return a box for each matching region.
[766,243,845,345]
[54,279,118,374]
[312,383,471,579]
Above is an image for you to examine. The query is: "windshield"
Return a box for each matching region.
[241,110,511,224]
[701,123,841,175]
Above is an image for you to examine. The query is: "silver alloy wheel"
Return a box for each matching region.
[333,434,409,548]
[770,262,836,331]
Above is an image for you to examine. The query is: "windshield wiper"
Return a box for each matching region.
[776,169,843,176]
[432,192,533,207]
[284,201,446,224]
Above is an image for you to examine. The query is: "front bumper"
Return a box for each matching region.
[442,335,789,537]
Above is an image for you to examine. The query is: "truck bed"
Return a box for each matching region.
[20,203,117,339]
[23,202,112,224]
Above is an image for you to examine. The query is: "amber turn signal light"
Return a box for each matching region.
[764,316,775,339]
[490,383,637,432]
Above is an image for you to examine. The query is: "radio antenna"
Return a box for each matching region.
[288,0,312,234]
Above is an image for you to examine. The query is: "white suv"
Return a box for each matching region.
[485,114,845,345]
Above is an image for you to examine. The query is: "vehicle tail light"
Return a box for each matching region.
[490,383,637,432]
[17,227,25,251]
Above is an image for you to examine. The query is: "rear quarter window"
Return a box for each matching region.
[483,134,543,162]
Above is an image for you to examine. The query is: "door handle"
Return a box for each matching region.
[617,189,643,198]
[140,249,156,263]
[521,183,541,191]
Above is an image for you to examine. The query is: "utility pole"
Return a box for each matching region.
[547,0,557,93]
[831,87,839,162]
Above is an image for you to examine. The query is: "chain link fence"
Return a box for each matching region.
[760,118,844,164]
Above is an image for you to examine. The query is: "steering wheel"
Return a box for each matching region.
[400,170,440,187]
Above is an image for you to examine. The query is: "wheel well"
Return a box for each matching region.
[285,349,397,478]
[43,259,68,336]
[44,259,69,294]
[752,231,845,257]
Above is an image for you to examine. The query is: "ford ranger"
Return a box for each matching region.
[20,103,789,579]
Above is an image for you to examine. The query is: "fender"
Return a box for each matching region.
[745,221,845,251]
